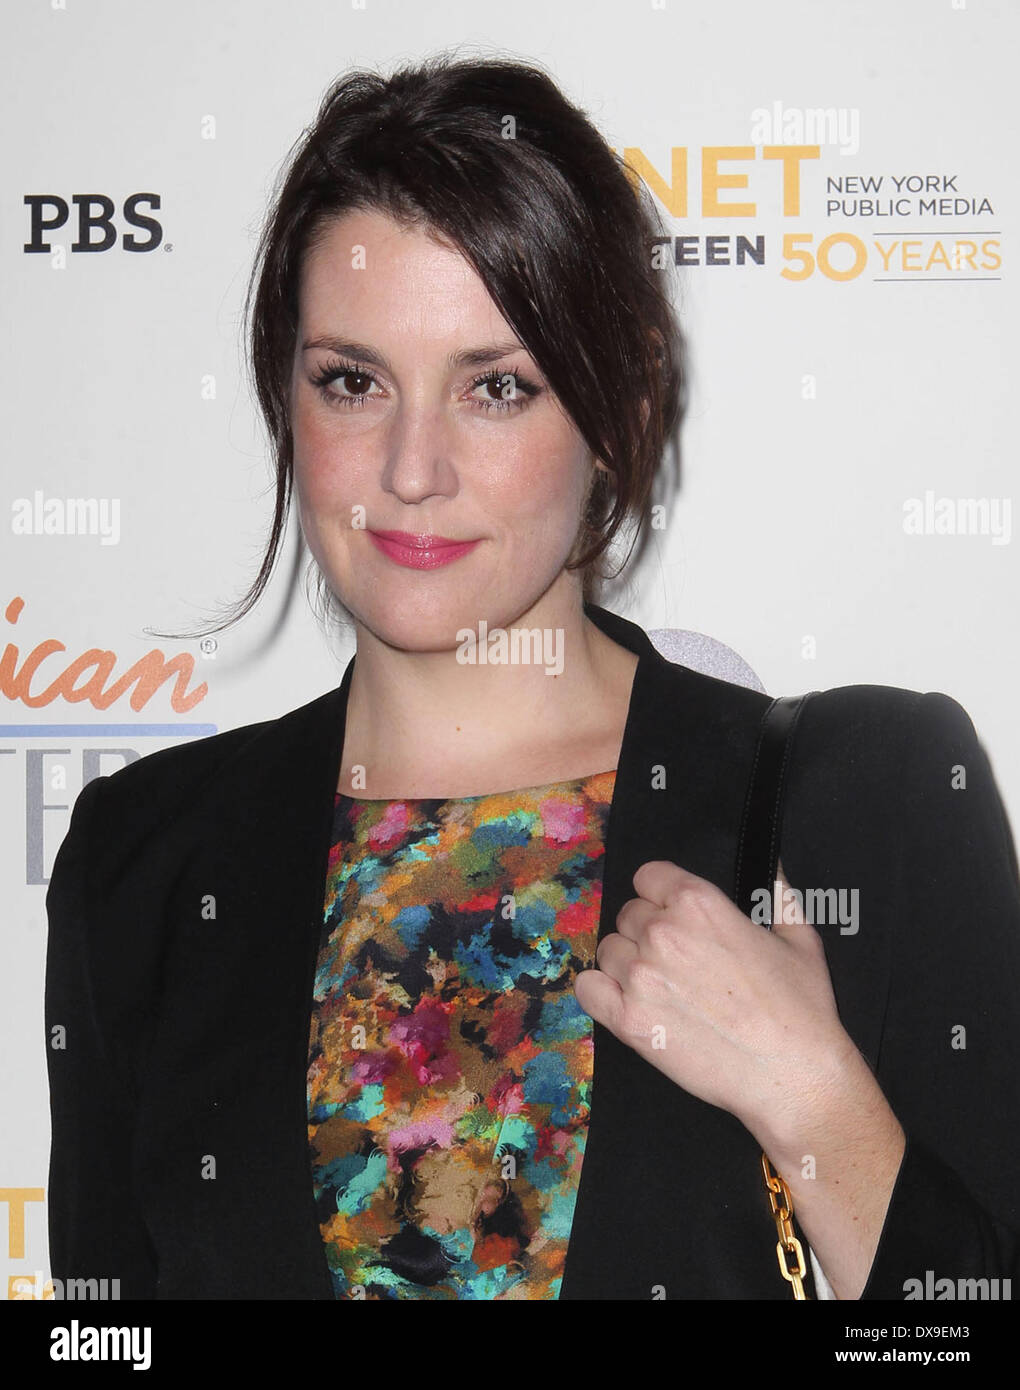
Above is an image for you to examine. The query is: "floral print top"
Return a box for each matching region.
[306,770,616,1299]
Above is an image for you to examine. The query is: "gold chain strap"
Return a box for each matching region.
[761,1151,809,1299]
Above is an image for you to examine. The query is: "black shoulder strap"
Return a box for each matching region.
[734,692,816,927]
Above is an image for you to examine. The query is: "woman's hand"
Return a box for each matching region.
[573,859,907,1299]
[573,858,852,1142]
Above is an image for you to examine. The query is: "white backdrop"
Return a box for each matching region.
[3,0,1017,1299]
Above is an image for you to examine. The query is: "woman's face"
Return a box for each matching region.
[289,207,598,649]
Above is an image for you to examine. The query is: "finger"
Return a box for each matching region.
[770,861,804,922]
[614,895,662,943]
[574,967,668,1049]
[632,860,731,920]
[593,931,639,981]
[630,859,694,908]
[573,965,625,1028]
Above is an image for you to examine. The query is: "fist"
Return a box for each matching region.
[572,859,854,1141]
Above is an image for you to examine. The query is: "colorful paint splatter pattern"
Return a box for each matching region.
[306,771,615,1299]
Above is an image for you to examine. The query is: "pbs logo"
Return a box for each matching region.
[24,194,163,253]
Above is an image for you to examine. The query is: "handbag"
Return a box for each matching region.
[734,690,818,1299]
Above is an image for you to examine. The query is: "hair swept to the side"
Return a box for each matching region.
[160,51,686,638]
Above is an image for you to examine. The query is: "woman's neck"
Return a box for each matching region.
[337,590,638,800]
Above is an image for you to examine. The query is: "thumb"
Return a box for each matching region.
[770,860,825,947]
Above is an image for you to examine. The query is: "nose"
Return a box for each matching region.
[380,397,458,506]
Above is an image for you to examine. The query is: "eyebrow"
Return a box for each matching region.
[300,336,528,371]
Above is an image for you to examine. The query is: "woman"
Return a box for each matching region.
[45,54,1020,1302]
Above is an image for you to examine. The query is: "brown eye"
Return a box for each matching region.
[310,359,380,409]
[467,367,540,414]
[485,374,513,399]
[342,370,372,396]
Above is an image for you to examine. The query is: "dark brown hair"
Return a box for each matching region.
[169,52,685,637]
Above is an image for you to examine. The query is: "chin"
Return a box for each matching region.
[337,562,566,652]
[347,591,486,654]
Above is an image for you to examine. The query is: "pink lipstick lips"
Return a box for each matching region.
[368,530,482,569]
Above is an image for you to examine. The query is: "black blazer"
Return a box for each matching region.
[44,602,1020,1299]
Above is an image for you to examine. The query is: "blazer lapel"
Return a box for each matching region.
[561,605,795,1297]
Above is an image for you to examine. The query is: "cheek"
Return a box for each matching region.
[292,396,334,485]
[482,419,591,525]
[291,403,369,522]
